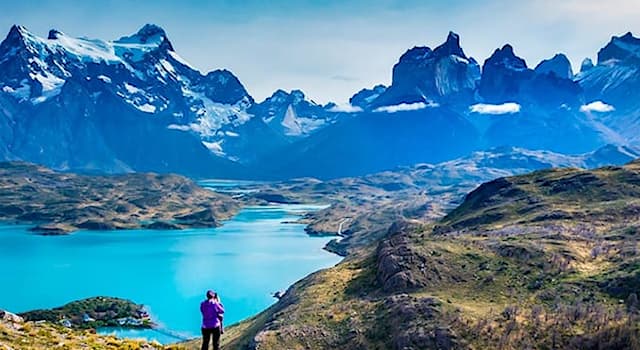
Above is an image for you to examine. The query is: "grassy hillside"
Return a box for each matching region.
[203,161,640,349]
[233,147,636,256]
[0,162,239,234]
[0,309,185,350]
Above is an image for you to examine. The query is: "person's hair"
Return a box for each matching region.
[206,290,217,300]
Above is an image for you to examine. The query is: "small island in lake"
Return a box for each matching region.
[18,297,153,330]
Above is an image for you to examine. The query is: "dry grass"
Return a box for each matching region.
[0,320,185,350]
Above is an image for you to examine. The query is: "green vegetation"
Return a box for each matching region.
[0,162,239,234]
[208,161,640,349]
[234,162,494,256]
[19,297,152,330]
[0,308,185,350]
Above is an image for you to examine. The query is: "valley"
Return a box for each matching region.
[238,145,639,255]
[1,9,640,350]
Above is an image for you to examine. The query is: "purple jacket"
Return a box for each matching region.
[200,300,224,329]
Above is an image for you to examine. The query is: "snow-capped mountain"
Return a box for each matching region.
[1,24,639,180]
[0,25,264,172]
[249,89,337,137]
[257,32,633,179]
[576,32,640,144]
[258,106,482,179]
[0,24,323,176]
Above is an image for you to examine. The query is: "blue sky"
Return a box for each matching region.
[1,0,639,103]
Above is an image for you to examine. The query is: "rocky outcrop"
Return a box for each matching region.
[1,309,24,326]
[378,294,465,350]
[349,84,387,109]
[376,221,463,293]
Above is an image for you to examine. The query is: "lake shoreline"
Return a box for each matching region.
[0,203,343,345]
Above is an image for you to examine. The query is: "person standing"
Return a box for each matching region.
[200,290,225,350]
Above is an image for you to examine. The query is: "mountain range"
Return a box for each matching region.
[1,25,639,179]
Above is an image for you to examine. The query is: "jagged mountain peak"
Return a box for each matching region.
[290,89,306,102]
[398,32,467,63]
[7,24,28,40]
[534,53,573,79]
[206,68,240,82]
[47,29,63,40]
[619,31,638,43]
[264,89,309,105]
[398,46,432,63]
[136,24,167,38]
[580,57,594,73]
[433,31,466,58]
[597,31,640,64]
[115,23,173,51]
[369,31,480,107]
[349,84,387,109]
[0,24,37,52]
[200,69,253,105]
[485,44,528,70]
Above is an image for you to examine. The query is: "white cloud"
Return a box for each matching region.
[470,103,521,115]
[580,101,615,113]
[374,102,437,113]
[327,104,363,113]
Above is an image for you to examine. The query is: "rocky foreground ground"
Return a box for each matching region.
[0,306,184,350]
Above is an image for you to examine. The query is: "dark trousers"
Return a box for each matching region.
[201,327,221,350]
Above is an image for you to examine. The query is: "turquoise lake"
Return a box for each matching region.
[0,204,341,344]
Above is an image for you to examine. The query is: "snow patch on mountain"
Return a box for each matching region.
[182,88,253,137]
[97,75,112,83]
[280,104,328,136]
[282,105,303,136]
[137,104,156,113]
[580,101,615,113]
[202,140,225,156]
[2,80,30,99]
[470,102,521,115]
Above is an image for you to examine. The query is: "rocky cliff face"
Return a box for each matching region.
[534,53,573,79]
[576,32,640,144]
[479,45,582,107]
[367,32,480,109]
